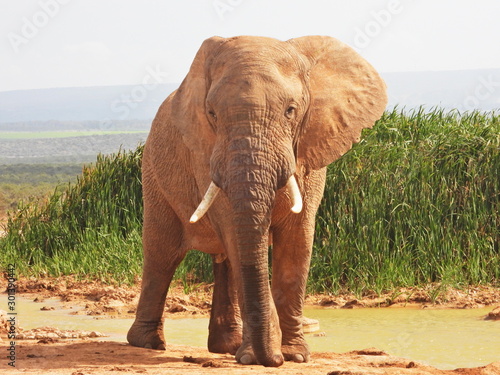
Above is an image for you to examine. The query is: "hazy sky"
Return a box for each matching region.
[1,0,499,91]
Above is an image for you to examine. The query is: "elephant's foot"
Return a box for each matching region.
[235,341,284,367]
[281,338,310,363]
[208,327,242,355]
[235,341,260,365]
[127,320,166,350]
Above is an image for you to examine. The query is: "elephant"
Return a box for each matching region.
[127,35,387,367]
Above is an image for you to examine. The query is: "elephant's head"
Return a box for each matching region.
[172,36,387,366]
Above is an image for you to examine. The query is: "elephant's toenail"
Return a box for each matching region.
[240,354,254,365]
[292,354,305,363]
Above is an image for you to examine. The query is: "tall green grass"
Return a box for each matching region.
[1,147,145,283]
[0,164,83,215]
[310,108,500,294]
[1,109,499,292]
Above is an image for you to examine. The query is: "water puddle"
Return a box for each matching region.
[305,306,500,370]
[5,297,499,370]
[9,296,207,347]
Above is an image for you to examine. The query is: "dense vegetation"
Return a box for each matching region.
[1,109,499,293]
[0,164,82,215]
[1,148,144,283]
[310,108,499,294]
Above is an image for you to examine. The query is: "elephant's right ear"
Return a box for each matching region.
[288,36,387,171]
[170,36,226,152]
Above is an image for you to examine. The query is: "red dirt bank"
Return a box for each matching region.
[3,340,500,375]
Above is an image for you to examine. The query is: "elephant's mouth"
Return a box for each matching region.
[189,175,303,224]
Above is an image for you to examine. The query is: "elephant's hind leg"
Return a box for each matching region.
[127,187,186,350]
[208,256,243,354]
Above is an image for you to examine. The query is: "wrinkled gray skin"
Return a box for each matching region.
[127,35,387,367]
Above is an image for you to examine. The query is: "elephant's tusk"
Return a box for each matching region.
[190,181,220,223]
[286,175,303,214]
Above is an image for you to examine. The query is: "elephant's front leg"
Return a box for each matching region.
[127,182,186,350]
[271,169,326,363]
[208,255,242,354]
[271,221,313,363]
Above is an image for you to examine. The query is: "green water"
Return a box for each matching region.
[5,297,500,370]
[304,307,499,370]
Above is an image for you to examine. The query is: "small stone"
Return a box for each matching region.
[342,299,364,309]
[168,303,187,313]
[485,306,500,320]
[202,360,223,367]
[79,331,92,338]
[38,338,58,344]
[319,298,338,307]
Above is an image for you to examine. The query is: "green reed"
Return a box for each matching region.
[1,146,145,284]
[310,108,500,294]
[1,108,499,292]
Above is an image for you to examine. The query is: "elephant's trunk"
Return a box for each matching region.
[229,177,282,367]
[220,127,291,366]
[204,112,296,366]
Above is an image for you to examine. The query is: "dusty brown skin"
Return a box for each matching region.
[127,35,387,367]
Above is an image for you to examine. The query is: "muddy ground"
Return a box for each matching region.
[1,276,499,374]
[6,276,500,317]
[5,341,500,375]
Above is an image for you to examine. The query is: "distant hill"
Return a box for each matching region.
[0,120,151,132]
[0,70,499,126]
[0,133,148,164]
[0,84,178,124]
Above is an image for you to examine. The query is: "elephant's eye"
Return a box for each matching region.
[285,106,296,120]
[208,110,217,121]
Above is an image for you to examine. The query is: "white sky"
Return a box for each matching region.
[1,0,499,91]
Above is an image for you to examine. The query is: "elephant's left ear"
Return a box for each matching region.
[288,36,387,170]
